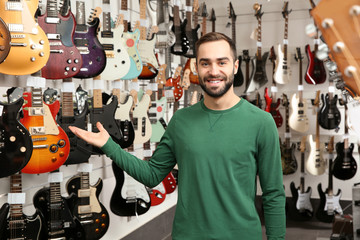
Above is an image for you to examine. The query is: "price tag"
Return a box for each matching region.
[271,86,278,93]
[113,80,123,89]
[185,6,192,12]
[62,82,75,93]
[87,123,92,132]
[284,132,291,138]
[343,133,350,140]
[77,163,93,172]
[0,105,3,116]
[174,0,181,6]
[48,172,63,183]
[8,193,26,204]
[143,149,152,157]
[328,86,335,93]
[256,41,262,47]
[314,38,321,45]
[283,39,289,45]
[27,76,46,88]
[148,83,158,91]
[119,10,130,21]
[140,19,148,27]
[298,85,304,91]
[102,4,111,13]
[130,82,140,92]
[165,90,174,98]
[93,79,104,90]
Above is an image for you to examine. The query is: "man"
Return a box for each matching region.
[69,32,286,240]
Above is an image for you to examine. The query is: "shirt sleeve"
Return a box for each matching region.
[257,113,286,239]
[100,114,177,188]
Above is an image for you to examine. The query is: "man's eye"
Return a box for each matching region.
[201,62,208,66]
[219,62,226,65]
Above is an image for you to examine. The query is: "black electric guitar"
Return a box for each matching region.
[332,104,357,180]
[241,50,255,100]
[33,171,85,239]
[183,0,200,58]
[316,136,343,223]
[66,170,110,239]
[1,172,43,240]
[0,88,33,178]
[228,2,244,87]
[280,94,297,175]
[245,3,268,93]
[289,136,313,221]
[170,1,189,55]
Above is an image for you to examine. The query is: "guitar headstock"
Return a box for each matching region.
[313,90,321,107]
[173,66,182,79]
[115,14,124,28]
[281,1,292,19]
[200,2,208,18]
[90,7,102,20]
[228,2,236,21]
[7,87,24,104]
[193,0,199,13]
[269,46,276,63]
[309,0,316,9]
[75,85,88,114]
[210,8,216,22]
[300,135,307,153]
[156,64,167,89]
[282,93,289,107]
[253,3,264,20]
[59,0,70,17]
[295,47,303,62]
[327,136,335,154]
[242,50,250,63]
[43,88,59,105]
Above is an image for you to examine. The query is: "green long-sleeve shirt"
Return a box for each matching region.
[101,99,286,239]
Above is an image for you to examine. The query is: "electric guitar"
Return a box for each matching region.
[89,76,123,154]
[73,2,106,79]
[245,3,268,93]
[0,88,32,178]
[66,169,110,239]
[289,136,313,221]
[183,0,200,58]
[316,136,343,223]
[280,94,298,175]
[228,2,244,87]
[1,172,43,240]
[0,17,10,63]
[274,1,292,85]
[170,1,190,56]
[0,0,50,75]
[165,66,183,102]
[210,8,216,32]
[304,0,326,85]
[38,0,83,79]
[264,46,283,128]
[241,50,255,101]
[289,47,309,133]
[306,90,326,176]
[97,1,131,81]
[33,171,86,239]
[332,104,357,180]
[154,0,175,50]
[20,87,70,174]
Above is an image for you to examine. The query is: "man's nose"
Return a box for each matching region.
[209,63,220,76]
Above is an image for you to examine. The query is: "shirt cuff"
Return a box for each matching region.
[100,137,119,156]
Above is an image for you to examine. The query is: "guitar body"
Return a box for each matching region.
[3,212,43,240]
[103,93,135,149]
[149,182,166,206]
[289,94,309,133]
[33,188,85,239]
[332,142,357,180]
[149,97,167,143]
[316,184,342,223]
[304,44,326,85]
[264,88,283,128]
[89,95,122,154]
[184,24,200,58]
[98,24,131,81]
[280,141,298,175]
[0,17,11,63]
[347,99,360,137]
[289,182,313,221]
[57,102,92,165]
[156,21,176,49]
[110,162,151,216]
[162,172,177,194]
[0,0,50,75]
[20,92,70,174]
[306,135,326,176]
[0,203,9,237]
[245,52,269,93]
[73,18,106,79]
[121,29,143,80]
[171,19,189,56]
[0,98,33,178]
[38,9,82,79]
[138,36,159,79]
[166,75,184,102]
[274,44,291,84]
[133,94,152,145]
[66,176,110,240]
[233,56,244,87]
[318,94,341,130]
[184,58,199,85]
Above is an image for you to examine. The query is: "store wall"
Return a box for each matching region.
[0,0,358,239]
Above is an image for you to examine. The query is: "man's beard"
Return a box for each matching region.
[199,72,234,98]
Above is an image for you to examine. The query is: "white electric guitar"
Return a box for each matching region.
[131,89,152,145]
[306,90,326,176]
[274,2,292,84]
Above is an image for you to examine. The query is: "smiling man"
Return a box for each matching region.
[69,32,286,240]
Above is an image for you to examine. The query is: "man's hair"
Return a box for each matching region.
[195,32,237,62]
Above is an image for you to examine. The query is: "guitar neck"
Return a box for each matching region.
[9,172,23,219]
[75,1,86,26]
[315,111,320,149]
[173,5,181,28]
[285,105,290,148]
[231,18,236,45]
[139,0,147,40]
[328,158,333,195]
[257,18,262,58]
[300,152,305,193]
[47,0,58,18]
[120,0,129,32]
[62,79,74,117]
[202,16,207,35]
[283,16,288,60]
[93,89,103,110]
[185,0,192,32]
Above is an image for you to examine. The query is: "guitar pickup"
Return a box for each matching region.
[78,189,91,198]
[8,24,23,33]
[101,31,113,38]
[10,34,25,40]
[45,17,60,24]
[47,33,61,40]
[102,44,114,51]
[6,2,23,11]
[74,38,89,47]
[78,205,92,214]
[29,107,44,116]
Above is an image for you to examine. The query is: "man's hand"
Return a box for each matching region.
[69,122,110,148]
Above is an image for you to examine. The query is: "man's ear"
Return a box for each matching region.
[233,58,239,75]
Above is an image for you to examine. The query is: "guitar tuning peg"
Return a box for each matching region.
[305,23,317,38]
[324,60,337,72]
[316,43,329,60]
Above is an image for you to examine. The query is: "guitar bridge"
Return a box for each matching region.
[30,127,46,135]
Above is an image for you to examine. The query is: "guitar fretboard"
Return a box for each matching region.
[75,1,86,25]
[62,78,74,117]
[9,172,24,219]
[47,0,58,18]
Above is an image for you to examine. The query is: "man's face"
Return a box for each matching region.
[196,40,238,98]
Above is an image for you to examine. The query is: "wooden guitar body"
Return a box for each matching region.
[280,141,298,175]
[0,98,33,178]
[38,7,82,79]
[138,36,159,79]
[332,142,357,180]
[318,93,341,130]
[289,182,313,221]
[0,17,11,63]
[20,92,70,174]
[73,17,106,79]
[184,58,199,85]
[316,184,342,223]
[110,162,151,216]
[66,176,110,240]
[306,135,326,176]
[304,44,326,85]
[289,93,309,133]
[0,0,50,75]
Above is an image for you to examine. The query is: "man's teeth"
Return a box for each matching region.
[208,80,221,83]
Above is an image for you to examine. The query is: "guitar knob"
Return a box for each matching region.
[72,67,77,72]
[51,157,57,162]
[30,57,36,62]
[101,213,107,219]
[50,144,58,153]
[67,59,72,64]
[39,52,45,57]
[101,223,106,228]
[59,152,65,157]
[95,219,100,223]
[39,40,45,45]
[31,44,36,50]
[65,67,70,71]
[74,59,79,64]
[58,139,66,147]
[95,228,100,233]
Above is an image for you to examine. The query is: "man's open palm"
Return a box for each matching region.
[69,122,110,148]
